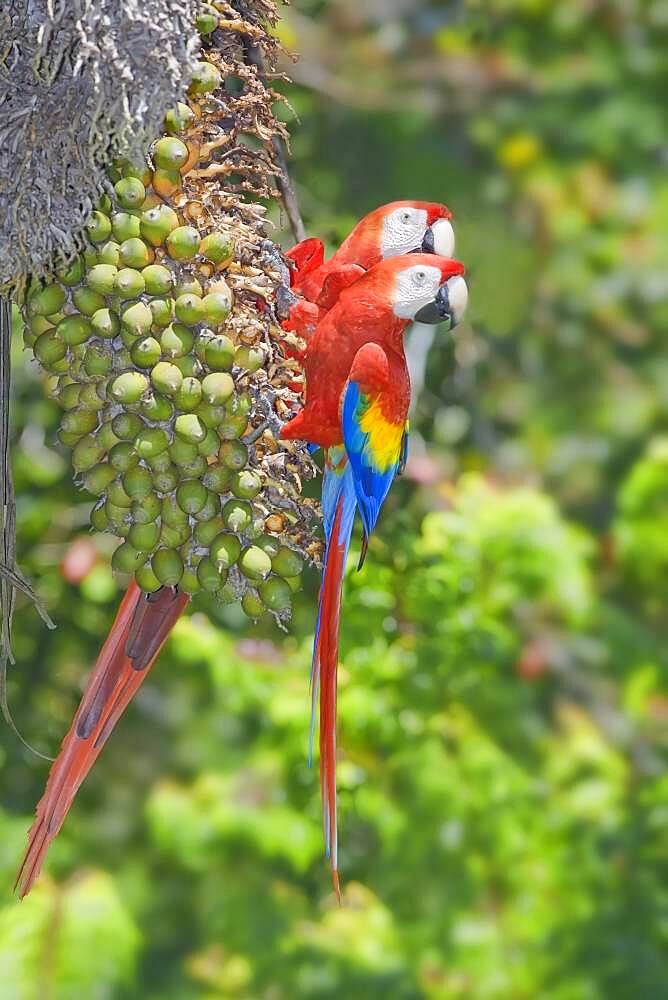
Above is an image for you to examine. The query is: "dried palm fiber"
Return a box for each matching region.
[19,0,319,632]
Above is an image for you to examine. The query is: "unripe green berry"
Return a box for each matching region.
[115,176,146,209]
[152,548,184,586]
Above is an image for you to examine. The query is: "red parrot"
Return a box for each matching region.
[15,582,189,898]
[283,201,455,344]
[280,253,468,894]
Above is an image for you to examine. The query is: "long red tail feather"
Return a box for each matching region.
[313,496,350,900]
[15,581,189,898]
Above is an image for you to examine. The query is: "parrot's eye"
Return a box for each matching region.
[400,211,412,224]
[414,270,427,283]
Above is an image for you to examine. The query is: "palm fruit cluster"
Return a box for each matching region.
[20,1,319,622]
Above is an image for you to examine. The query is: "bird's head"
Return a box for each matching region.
[385,253,468,330]
[337,200,455,268]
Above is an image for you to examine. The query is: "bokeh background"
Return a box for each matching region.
[2,1,668,997]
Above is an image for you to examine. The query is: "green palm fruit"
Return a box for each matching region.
[202,465,231,493]
[105,500,130,532]
[86,211,113,243]
[201,371,234,404]
[210,532,241,569]
[72,287,105,316]
[98,422,121,451]
[119,237,153,269]
[196,401,227,428]
[219,439,248,470]
[28,284,66,316]
[131,336,162,368]
[153,136,189,171]
[199,232,232,264]
[231,469,262,499]
[189,61,222,95]
[196,6,219,35]
[135,427,170,461]
[179,567,202,595]
[176,479,208,514]
[58,315,93,345]
[162,494,189,528]
[84,346,113,378]
[151,361,183,395]
[115,177,146,209]
[110,371,149,404]
[175,276,202,297]
[161,323,194,357]
[194,491,221,523]
[149,298,174,328]
[174,413,206,443]
[271,546,304,579]
[197,557,223,592]
[91,308,120,339]
[135,564,162,594]
[259,577,292,612]
[115,267,146,299]
[197,427,219,457]
[152,548,184,586]
[152,465,180,493]
[241,591,266,619]
[222,499,252,533]
[131,493,161,525]
[57,256,86,286]
[129,521,160,551]
[142,263,173,294]
[112,542,146,574]
[173,355,201,378]
[145,449,173,473]
[219,413,248,439]
[194,516,226,546]
[201,291,231,326]
[121,301,153,336]
[87,263,118,295]
[107,479,133,508]
[160,522,191,548]
[112,213,141,242]
[90,503,109,533]
[239,546,272,581]
[164,102,194,134]
[166,226,200,260]
[61,409,98,436]
[112,412,144,441]
[109,442,140,472]
[97,241,121,266]
[60,383,82,409]
[235,345,264,372]
[173,376,201,412]
[179,454,207,478]
[169,439,198,466]
[140,206,179,247]
[72,435,106,471]
[175,293,204,325]
[123,466,153,499]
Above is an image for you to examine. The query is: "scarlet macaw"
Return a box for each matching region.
[283,201,455,344]
[281,253,468,894]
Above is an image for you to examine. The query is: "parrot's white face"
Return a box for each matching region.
[381,206,430,258]
[392,264,469,329]
[380,206,456,261]
[392,263,445,319]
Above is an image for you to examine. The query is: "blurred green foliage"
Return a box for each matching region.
[2,1,668,997]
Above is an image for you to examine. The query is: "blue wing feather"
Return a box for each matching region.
[341,381,402,540]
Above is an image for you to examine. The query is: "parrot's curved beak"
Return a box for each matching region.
[414,274,468,328]
[421,217,455,258]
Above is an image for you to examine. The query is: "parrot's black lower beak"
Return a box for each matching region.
[413,274,468,328]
